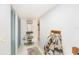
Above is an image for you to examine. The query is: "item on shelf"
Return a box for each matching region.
[24,20,33,45]
[44,30,64,55]
[26,31,33,44]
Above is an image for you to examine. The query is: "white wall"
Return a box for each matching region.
[0,4,11,55]
[21,18,27,44]
[32,17,39,45]
[40,5,79,55]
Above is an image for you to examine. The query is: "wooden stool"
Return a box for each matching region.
[72,47,79,55]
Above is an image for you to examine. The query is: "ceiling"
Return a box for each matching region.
[12,4,56,19]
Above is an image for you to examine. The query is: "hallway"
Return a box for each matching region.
[11,4,79,55]
[1,4,79,55]
[11,4,56,55]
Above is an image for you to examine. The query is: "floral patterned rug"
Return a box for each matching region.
[27,47,42,55]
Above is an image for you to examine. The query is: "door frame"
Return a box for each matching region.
[11,6,16,55]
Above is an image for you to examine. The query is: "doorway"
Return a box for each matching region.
[18,17,21,48]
